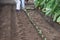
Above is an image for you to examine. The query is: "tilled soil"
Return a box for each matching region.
[27,10,60,40]
[0,5,11,40]
[0,5,60,40]
[15,11,41,40]
[0,5,42,40]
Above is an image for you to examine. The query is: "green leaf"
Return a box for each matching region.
[34,0,60,23]
[53,10,60,21]
[57,16,60,22]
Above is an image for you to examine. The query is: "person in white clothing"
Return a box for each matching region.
[15,0,25,11]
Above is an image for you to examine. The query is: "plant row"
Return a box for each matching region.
[34,0,60,23]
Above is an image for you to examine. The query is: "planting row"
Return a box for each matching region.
[34,0,60,24]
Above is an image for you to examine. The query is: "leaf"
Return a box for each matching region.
[57,16,60,22]
[34,0,60,23]
[53,10,60,21]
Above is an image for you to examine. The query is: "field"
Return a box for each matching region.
[0,1,60,40]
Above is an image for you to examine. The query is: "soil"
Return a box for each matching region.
[0,5,11,40]
[0,3,60,40]
[27,10,60,40]
[0,5,41,40]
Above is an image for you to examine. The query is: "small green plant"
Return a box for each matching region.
[34,0,60,23]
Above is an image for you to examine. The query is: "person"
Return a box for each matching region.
[15,0,25,12]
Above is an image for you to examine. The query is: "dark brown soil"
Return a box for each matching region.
[0,5,41,40]
[0,4,60,40]
[38,10,60,32]
[27,10,60,40]
[0,5,11,40]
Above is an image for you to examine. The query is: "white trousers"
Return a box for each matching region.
[16,0,25,10]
